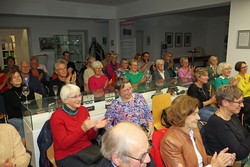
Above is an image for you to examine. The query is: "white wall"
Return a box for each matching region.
[117,0,230,19]
[227,0,250,76]
[0,15,109,75]
[135,14,228,61]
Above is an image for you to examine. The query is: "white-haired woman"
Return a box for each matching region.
[88,61,111,91]
[213,62,239,90]
[50,84,109,167]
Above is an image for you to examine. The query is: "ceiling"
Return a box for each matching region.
[57,0,139,6]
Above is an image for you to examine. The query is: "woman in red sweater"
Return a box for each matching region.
[50,84,109,167]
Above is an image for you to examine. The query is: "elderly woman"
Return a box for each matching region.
[116,58,129,77]
[3,56,19,73]
[106,53,119,80]
[104,77,154,139]
[177,57,194,85]
[125,59,147,89]
[4,70,35,144]
[187,67,217,122]
[88,61,110,91]
[50,84,109,167]
[152,59,171,86]
[160,95,236,167]
[213,62,238,90]
[205,85,250,166]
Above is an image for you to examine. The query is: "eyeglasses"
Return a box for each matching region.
[241,65,248,69]
[120,87,133,93]
[124,145,152,163]
[68,94,82,99]
[57,67,67,71]
[227,99,244,105]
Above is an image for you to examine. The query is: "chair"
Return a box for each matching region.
[152,93,172,130]
[47,144,57,167]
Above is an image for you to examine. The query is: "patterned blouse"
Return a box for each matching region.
[104,93,153,130]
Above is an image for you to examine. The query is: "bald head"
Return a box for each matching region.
[101,122,149,162]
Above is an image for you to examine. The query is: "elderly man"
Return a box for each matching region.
[152,59,172,86]
[19,60,43,96]
[99,122,155,167]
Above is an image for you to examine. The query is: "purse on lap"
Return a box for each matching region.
[72,144,102,165]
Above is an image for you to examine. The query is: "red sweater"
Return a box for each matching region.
[88,75,108,91]
[50,106,98,160]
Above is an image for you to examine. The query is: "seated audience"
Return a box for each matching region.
[30,55,49,75]
[3,56,19,73]
[187,67,217,122]
[206,55,219,88]
[106,53,119,80]
[125,59,147,89]
[83,56,96,91]
[152,59,172,86]
[213,62,238,90]
[177,57,194,85]
[100,122,155,167]
[62,51,76,76]
[50,84,109,167]
[101,53,111,74]
[104,77,154,139]
[204,85,250,165]
[0,68,8,92]
[19,60,43,96]
[134,53,142,63]
[116,58,129,77]
[234,61,250,124]
[88,61,110,91]
[0,124,30,167]
[163,52,176,77]
[160,95,236,167]
[49,59,76,96]
[4,70,35,144]
[138,52,155,76]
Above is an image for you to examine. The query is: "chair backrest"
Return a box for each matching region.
[152,93,172,130]
[47,144,57,167]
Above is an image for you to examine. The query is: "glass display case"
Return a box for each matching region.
[53,35,83,70]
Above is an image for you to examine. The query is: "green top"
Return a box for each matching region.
[213,76,230,90]
[125,71,144,84]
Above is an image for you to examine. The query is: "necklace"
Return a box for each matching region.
[14,91,22,99]
[218,109,230,121]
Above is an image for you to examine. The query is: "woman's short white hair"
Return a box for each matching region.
[91,61,103,69]
[60,84,80,102]
[156,59,164,65]
[217,62,231,75]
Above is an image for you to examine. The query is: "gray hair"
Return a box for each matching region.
[216,85,242,106]
[155,59,164,65]
[217,62,231,75]
[101,122,148,163]
[60,84,80,102]
[91,61,103,69]
[180,57,188,64]
[54,59,67,71]
[19,60,30,67]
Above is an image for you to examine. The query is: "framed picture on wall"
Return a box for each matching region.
[165,32,173,47]
[175,33,183,47]
[39,37,54,51]
[184,33,192,47]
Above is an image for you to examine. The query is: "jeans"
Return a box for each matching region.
[9,118,25,138]
[198,105,217,122]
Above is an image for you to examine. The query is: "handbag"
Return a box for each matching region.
[72,144,102,165]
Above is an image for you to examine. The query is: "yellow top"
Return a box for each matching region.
[235,73,250,98]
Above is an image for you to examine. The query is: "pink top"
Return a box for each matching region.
[88,75,108,91]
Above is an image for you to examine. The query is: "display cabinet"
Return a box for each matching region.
[53,35,83,70]
[1,35,16,68]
